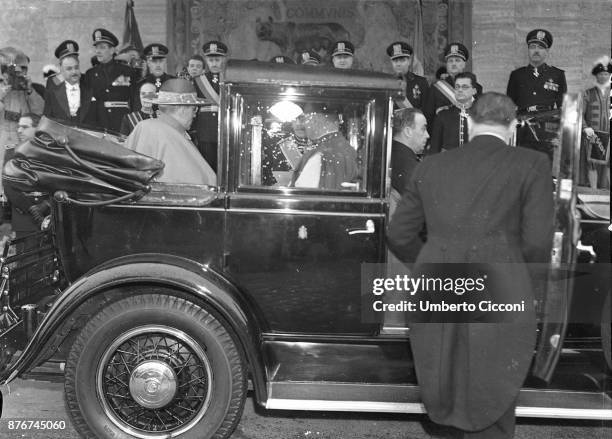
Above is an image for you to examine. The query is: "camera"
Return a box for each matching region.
[2,63,29,91]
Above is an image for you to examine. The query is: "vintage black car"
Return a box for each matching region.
[0,60,609,438]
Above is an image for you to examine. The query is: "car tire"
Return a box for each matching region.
[64,292,246,439]
[602,291,611,371]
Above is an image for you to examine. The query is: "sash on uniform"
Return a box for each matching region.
[434,80,459,108]
[194,75,220,106]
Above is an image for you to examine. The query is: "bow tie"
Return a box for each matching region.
[69,85,80,92]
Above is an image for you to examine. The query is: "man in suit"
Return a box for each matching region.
[386,41,429,110]
[43,40,92,126]
[191,40,228,171]
[388,92,554,438]
[83,28,135,133]
[429,72,478,154]
[506,29,566,115]
[424,42,483,127]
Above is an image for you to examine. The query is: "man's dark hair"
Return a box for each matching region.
[394,108,423,134]
[20,112,41,126]
[469,92,516,125]
[435,66,447,80]
[188,54,205,64]
[455,71,477,87]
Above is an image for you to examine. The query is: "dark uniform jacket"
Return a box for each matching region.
[428,105,470,154]
[390,139,420,194]
[423,75,483,126]
[43,77,93,126]
[506,63,567,113]
[83,60,135,132]
[387,135,553,431]
[191,71,221,170]
[402,72,430,110]
[133,73,175,110]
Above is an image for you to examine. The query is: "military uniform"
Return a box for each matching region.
[191,41,227,171]
[83,29,135,132]
[423,43,482,125]
[298,50,321,66]
[506,29,566,114]
[507,64,566,113]
[386,41,430,110]
[429,104,471,154]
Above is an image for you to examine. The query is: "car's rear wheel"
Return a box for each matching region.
[64,293,246,438]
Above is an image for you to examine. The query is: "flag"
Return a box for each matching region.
[122,0,143,52]
[411,0,425,76]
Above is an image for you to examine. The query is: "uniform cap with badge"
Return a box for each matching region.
[202,41,228,57]
[386,41,413,60]
[270,55,295,64]
[526,29,553,49]
[331,41,354,57]
[444,42,469,62]
[143,43,168,60]
[142,78,208,106]
[92,28,119,47]
[54,40,79,60]
[299,50,321,66]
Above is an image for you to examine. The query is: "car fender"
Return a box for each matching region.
[0,253,268,403]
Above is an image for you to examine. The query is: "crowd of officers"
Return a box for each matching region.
[1,26,608,184]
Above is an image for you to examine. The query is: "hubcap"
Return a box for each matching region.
[129,360,177,409]
[97,325,213,437]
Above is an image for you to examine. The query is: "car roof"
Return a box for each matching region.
[223,59,402,91]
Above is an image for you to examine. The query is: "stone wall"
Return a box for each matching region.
[0,0,166,84]
[472,0,611,95]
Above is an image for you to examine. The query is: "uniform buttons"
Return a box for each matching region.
[532,92,536,95]
[108,109,111,113]
[105,89,109,92]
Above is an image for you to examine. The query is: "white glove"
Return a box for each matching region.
[584,127,595,138]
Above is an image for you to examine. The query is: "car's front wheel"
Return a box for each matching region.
[64,293,246,438]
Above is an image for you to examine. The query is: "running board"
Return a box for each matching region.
[265,381,612,420]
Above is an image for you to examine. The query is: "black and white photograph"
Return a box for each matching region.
[0,0,610,438]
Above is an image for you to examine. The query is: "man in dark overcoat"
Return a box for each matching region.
[388,92,554,438]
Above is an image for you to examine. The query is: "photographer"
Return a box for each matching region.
[0,47,44,193]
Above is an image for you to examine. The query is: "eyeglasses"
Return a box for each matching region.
[454,85,474,90]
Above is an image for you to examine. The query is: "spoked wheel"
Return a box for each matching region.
[65,293,246,439]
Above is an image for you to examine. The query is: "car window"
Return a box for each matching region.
[236,95,371,193]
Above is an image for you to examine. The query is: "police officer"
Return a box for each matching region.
[134,43,175,111]
[83,28,135,132]
[386,41,429,110]
[423,42,482,125]
[191,40,228,171]
[331,41,354,69]
[506,29,567,114]
[140,44,174,91]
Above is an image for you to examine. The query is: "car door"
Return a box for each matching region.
[223,85,389,334]
[531,93,582,381]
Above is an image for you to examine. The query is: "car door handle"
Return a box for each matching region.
[347,219,375,235]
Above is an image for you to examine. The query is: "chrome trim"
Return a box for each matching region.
[265,399,612,420]
[265,398,426,413]
[106,205,226,212]
[515,406,612,420]
[228,207,385,217]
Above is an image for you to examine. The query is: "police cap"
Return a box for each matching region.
[143,43,168,59]
[444,42,469,62]
[332,41,354,57]
[92,28,119,47]
[202,41,228,57]
[386,41,413,59]
[299,50,321,66]
[526,29,553,49]
[270,55,295,64]
[55,40,79,60]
